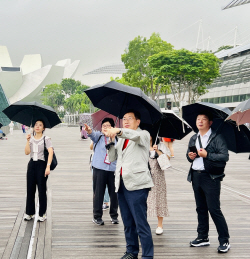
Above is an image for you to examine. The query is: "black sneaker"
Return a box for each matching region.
[218,242,230,253]
[190,237,210,247]
[120,252,138,259]
[92,218,104,225]
[111,218,119,224]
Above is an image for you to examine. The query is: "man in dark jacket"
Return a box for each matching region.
[186,111,230,253]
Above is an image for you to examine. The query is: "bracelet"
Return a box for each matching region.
[117,129,122,136]
[47,163,51,166]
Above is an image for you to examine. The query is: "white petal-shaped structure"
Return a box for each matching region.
[20,54,42,75]
[0,46,80,104]
[0,46,12,67]
[0,67,23,98]
[63,60,80,79]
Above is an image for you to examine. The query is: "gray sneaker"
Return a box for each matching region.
[37,215,47,222]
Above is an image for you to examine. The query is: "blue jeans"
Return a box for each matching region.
[118,179,154,259]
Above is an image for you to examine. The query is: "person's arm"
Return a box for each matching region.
[25,134,31,155]
[45,147,53,176]
[84,124,100,143]
[206,134,229,162]
[106,127,149,147]
[90,141,94,150]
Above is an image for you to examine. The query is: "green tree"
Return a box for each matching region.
[215,45,233,53]
[148,49,221,110]
[61,78,82,95]
[41,83,65,112]
[64,93,91,114]
[121,33,173,101]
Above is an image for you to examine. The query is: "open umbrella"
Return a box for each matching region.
[2,101,61,128]
[84,81,162,124]
[225,98,250,126]
[0,122,2,128]
[91,110,123,131]
[79,113,93,128]
[141,110,193,140]
[182,102,250,153]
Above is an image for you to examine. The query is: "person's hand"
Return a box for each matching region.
[106,127,120,138]
[84,124,92,134]
[26,134,31,142]
[153,145,158,151]
[45,166,50,177]
[198,148,207,158]
[188,152,197,160]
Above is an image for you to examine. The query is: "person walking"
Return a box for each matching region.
[186,111,230,253]
[106,109,154,259]
[9,121,14,135]
[24,119,53,222]
[162,137,175,158]
[84,118,119,225]
[21,124,26,133]
[147,136,170,235]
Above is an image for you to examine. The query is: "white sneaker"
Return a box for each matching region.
[24,214,34,221]
[156,227,163,235]
[37,215,47,222]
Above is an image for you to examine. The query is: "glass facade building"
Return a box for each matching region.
[0,84,10,126]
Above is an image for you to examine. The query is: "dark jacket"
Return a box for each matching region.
[186,129,229,182]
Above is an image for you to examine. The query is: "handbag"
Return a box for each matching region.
[157,153,171,170]
[44,137,58,171]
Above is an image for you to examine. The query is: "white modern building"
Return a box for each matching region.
[0,46,80,104]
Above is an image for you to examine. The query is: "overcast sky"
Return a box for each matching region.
[1,0,250,84]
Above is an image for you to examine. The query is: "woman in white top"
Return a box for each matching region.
[24,120,53,222]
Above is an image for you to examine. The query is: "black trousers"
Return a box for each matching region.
[192,171,230,243]
[26,159,48,217]
[93,167,118,220]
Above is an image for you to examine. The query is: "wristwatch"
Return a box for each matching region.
[117,129,122,136]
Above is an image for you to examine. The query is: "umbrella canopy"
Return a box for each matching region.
[84,81,162,124]
[0,122,2,128]
[141,110,193,140]
[2,101,61,128]
[91,110,123,131]
[226,98,250,126]
[79,113,93,128]
[182,102,250,153]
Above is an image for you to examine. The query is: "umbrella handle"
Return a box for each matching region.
[154,120,162,145]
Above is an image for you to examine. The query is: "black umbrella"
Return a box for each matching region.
[84,81,162,124]
[182,102,250,153]
[141,110,193,140]
[0,122,2,128]
[3,101,61,128]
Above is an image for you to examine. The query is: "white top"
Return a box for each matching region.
[29,135,53,161]
[192,128,212,171]
[9,122,14,128]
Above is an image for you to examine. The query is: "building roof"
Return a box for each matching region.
[215,43,250,59]
[223,0,250,10]
[83,63,127,76]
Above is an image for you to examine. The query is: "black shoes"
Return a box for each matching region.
[120,252,138,259]
[92,218,104,225]
[218,242,231,253]
[190,237,210,247]
[111,218,119,224]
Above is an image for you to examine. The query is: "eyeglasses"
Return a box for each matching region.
[102,124,111,129]
[123,117,135,122]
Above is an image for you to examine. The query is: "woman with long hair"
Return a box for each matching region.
[24,120,53,222]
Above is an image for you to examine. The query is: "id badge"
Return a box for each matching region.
[104,153,111,165]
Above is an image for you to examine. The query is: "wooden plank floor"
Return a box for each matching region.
[0,127,250,258]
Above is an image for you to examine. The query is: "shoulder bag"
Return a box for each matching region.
[44,137,58,171]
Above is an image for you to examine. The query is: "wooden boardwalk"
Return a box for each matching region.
[0,127,250,259]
